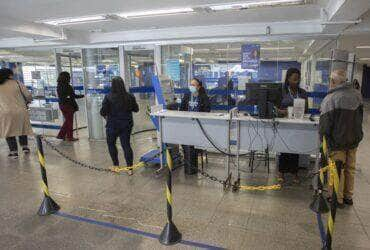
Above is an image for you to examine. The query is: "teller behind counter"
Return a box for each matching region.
[277,67,309,183]
[178,78,211,175]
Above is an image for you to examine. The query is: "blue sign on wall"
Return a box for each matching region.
[241,44,260,70]
[166,59,180,82]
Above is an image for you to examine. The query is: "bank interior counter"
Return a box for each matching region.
[152,108,320,183]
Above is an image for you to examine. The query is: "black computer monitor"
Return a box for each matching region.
[245,83,282,118]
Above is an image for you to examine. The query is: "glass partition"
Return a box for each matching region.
[161,41,308,112]
[82,48,120,140]
[124,49,156,133]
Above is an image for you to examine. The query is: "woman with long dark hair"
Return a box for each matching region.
[0,68,33,159]
[278,68,308,183]
[100,76,139,173]
[180,78,210,175]
[180,78,210,112]
[56,71,84,141]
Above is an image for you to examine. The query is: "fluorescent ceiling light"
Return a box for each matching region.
[261,46,295,50]
[356,46,370,49]
[359,58,370,61]
[209,0,304,11]
[117,8,194,19]
[39,15,107,26]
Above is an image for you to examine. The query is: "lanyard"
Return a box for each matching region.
[288,87,299,99]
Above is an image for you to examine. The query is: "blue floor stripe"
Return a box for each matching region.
[55,211,224,250]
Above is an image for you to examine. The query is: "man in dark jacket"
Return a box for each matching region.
[319,69,363,207]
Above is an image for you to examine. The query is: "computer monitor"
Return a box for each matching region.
[245,83,282,118]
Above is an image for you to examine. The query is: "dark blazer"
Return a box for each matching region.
[57,83,84,111]
[100,93,139,129]
[180,89,211,112]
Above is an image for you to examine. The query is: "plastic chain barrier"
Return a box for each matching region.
[196,164,281,192]
[238,184,281,191]
[41,137,159,175]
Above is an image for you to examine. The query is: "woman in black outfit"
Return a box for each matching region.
[278,68,308,183]
[100,77,139,174]
[56,72,84,141]
[180,78,210,175]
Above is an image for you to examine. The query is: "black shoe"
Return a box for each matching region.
[8,152,18,159]
[337,202,345,209]
[22,147,30,154]
[344,198,353,206]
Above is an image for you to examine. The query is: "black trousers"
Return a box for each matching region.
[106,126,133,166]
[183,145,198,175]
[6,136,28,152]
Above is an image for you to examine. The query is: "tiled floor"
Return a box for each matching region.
[1,104,370,249]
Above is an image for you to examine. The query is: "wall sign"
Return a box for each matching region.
[241,44,260,70]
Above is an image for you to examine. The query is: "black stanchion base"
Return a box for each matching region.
[322,245,330,250]
[38,196,60,216]
[159,221,182,245]
[310,194,330,214]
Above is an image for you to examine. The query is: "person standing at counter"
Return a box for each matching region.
[100,77,139,175]
[0,68,33,159]
[56,72,84,141]
[278,68,308,183]
[320,69,363,207]
[180,78,210,175]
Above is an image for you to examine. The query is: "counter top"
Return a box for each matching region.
[151,110,230,120]
[151,109,319,125]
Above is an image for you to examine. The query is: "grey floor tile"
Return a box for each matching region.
[2,104,370,249]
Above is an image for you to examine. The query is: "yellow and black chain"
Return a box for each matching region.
[42,136,280,190]
[41,137,159,174]
[198,168,227,186]
[197,167,281,191]
[42,137,116,173]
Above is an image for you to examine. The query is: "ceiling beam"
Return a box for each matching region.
[89,20,324,45]
[321,0,370,34]
[0,15,64,39]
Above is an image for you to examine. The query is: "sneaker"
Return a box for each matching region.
[344,198,353,206]
[22,147,30,154]
[8,152,18,159]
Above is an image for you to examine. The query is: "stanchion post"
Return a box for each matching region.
[310,146,330,214]
[159,148,182,245]
[36,135,60,216]
[323,160,343,250]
